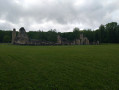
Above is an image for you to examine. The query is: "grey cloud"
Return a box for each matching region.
[0,0,119,31]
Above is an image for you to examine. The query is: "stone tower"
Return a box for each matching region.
[12,28,16,44]
[57,35,62,44]
[80,34,84,45]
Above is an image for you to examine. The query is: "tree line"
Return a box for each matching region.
[0,22,119,43]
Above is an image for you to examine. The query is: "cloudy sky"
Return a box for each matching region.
[0,0,119,32]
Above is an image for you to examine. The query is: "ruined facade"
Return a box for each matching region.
[12,27,94,45]
[12,27,29,44]
[79,34,89,45]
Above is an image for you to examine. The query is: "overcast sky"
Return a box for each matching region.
[0,0,119,32]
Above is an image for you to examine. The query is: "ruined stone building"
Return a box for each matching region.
[12,27,91,45]
[80,34,89,45]
[57,33,90,45]
[12,27,29,44]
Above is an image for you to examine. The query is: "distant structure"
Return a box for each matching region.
[79,34,89,45]
[12,27,29,44]
[12,28,16,44]
[57,35,62,44]
[12,27,99,45]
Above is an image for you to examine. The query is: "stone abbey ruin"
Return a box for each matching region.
[12,27,99,45]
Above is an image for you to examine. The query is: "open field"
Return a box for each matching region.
[0,44,119,89]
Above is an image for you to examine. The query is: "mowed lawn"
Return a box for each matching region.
[0,44,119,90]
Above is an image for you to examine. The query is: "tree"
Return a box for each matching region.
[47,29,57,42]
[105,22,117,43]
[73,27,80,39]
[3,35,11,43]
[99,24,105,43]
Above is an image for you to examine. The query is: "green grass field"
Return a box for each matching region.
[0,44,119,90]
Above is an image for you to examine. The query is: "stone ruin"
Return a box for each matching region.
[12,27,29,44]
[57,33,91,45]
[79,34,89,45]
[12,27,99,45]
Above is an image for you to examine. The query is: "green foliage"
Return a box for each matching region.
[0,22,119,43]
[0,30,4,42]
[47,29,57,42]
[60,32,75,41]
[105,22,118,43]
[28,29,57,42]
[82,29,95,42]
[73,27,80,39]
[0,44,119,89]
[3,35,11,42]
[0,30,12,43]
